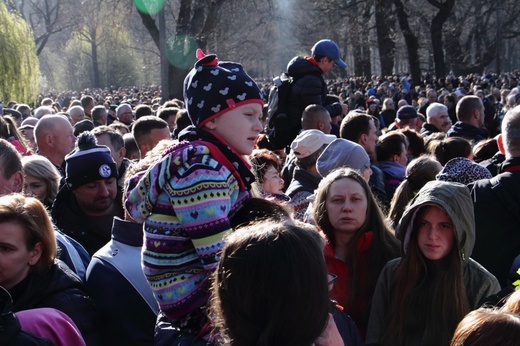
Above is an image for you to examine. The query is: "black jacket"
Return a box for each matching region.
[52,185,124,255]
[286,57,343,142]
[0,287,53,346]
[469,157,520,287]
[9,260,100,345]
[420,122,441,137]
[285,167,322,198]
[446,121,486,143]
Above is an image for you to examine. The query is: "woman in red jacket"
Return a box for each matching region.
[313,168,400,339]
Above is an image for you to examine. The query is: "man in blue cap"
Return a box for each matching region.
[285,39,348,145]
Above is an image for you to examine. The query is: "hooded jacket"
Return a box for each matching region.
[366,181,500,345]
[285,57,343,144]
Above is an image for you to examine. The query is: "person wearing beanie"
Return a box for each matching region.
[284,39,348,148]
[394,105,420,132]
[52,131,124,255]
[301,138,372,224]
[436,157,492,185]
[125,49,264,343]
[317,138,372,180]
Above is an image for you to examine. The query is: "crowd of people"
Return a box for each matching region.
[0,40,520,345]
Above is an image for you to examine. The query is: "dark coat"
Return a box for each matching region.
[9,260,100,345]
[52,185,124,256]
[0,287,53,346]
[446,121,486,143]
[420,122,441,137]
[86,218,156,346]
[286,57,343,143]
[469,157,520,287]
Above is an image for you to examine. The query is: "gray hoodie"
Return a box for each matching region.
[366,181,500,345]
[397,180,475,264]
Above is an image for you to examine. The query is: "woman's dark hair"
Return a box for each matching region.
[401,129,425,158]
[376,131,408,162]
[174,109,192,136]
[384,205,470,346]
[313,168,399,324]
[211,221,329,345]
[230,197,292,229]
[445,93,457,105]
[387,156,442,230]
[432,137,472,166]
[472,138,499,163]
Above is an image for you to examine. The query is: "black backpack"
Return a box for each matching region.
[265,73,296,150]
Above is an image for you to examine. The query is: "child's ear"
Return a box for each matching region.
[204,119,217,131]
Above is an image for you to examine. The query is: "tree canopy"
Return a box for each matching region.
[0,2,39,104]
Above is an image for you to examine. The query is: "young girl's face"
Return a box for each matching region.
[417,206,455,261]
[209,103,263,155]
[261,165,284,195]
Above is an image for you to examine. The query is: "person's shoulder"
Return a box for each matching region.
[465,257,496,277]
[53,260,85,287]
[287,57,321,79]
[33,261,92,311]
[386,257,401,269]
[155,141,217,174]
[464,258,501,304]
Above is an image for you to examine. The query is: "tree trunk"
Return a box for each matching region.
[393,0,421,86]
[90,30,100,88]
[375,0,396,76]
[444,15,463,75]
[428,0,455,78]
[136,0,226,100]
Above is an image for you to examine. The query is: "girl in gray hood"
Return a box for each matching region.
[366,180,500,346]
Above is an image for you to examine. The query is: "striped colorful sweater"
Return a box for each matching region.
[125,141,251,326]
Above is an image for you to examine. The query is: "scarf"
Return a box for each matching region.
[178,126,255,191]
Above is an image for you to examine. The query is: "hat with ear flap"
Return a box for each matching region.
[183,49,264,128]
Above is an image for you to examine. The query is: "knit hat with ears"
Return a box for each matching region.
[183,49,264,128]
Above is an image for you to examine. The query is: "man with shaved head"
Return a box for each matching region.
[34,114,76,176]
[33,105,55,119]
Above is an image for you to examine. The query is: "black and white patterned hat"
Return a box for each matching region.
[183,49,263,128]
[436,157,492,185]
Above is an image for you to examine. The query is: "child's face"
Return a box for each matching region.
[209,103,263,155]
[261,165,284,195]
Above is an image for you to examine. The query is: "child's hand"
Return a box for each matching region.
[314,313,344,346]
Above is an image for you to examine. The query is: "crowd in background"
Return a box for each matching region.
[1,57,520,346]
